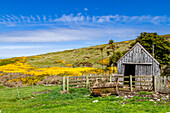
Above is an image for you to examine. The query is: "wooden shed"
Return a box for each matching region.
[117,42,160,83]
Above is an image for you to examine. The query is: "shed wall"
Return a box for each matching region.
[117,44,160,76]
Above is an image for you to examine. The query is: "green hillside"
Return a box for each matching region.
[26,40,135,68]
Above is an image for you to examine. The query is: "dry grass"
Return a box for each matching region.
[26,40,135,68]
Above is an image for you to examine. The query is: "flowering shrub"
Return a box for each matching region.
[124,41,130,43]
[32,55,41,58]
[55,60,66,63]
[65,64,72,67]
[0,57,117,85]
[97,58,110,65]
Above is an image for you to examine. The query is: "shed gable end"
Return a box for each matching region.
[117,42,159,64]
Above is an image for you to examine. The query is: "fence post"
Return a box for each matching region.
[160,76,163,92]
[153,75,157,92]
[67,76,69,91]
[86,75,89,88]
[63,76,65,91]
[130,75,133,92]
[156,76,159,92]
[110,74,112,83]
[16,86,20,99]
[164,76,166,92]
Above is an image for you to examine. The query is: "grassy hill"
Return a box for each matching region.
[26,40,135,68]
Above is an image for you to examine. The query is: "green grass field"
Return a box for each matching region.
[0,85,169,113]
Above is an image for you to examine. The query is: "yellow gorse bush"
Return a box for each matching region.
[56,60,66,63]
[0,57,117,85]
[124,41,130,43]
[98,58,110,65]
[64,64,72,67]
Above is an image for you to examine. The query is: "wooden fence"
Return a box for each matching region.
[62,74,170,93]
[156,76,170,93]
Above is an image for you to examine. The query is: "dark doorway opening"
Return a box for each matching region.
[124,64,135,85]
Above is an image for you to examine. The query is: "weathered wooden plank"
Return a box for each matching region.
[119,81,129,83]
[69,80,86,83]
[63,76,65,91]
[69,83,86,85]
[132,81,153,83]
[86,75,89,88]
[132,76,153,78]
[153,75,156,92]
[122,62,152,65]
[130,75,133,92]
[132,85,152,86]
[156,76,159,92]
[164,76,166,92]
[88,76,103,78]
[160,76,163,92]
[69,76,86,78]
[67,76,69,91]
[71,85,86,88]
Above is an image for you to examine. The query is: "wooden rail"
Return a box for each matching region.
[62,74,169,93]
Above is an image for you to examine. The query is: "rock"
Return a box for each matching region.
[84,95,90,97]
[166,95,169,99]
[128,95,134,98]
[124,95,127,98]
[115,96,119,98]
[93,100,98,103]
[149,99,154,102]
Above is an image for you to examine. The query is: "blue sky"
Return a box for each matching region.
[0,0,170,59]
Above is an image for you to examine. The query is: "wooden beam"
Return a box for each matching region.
[86,75,89,89]
[123,62,152,65]
[63,76,65,91]
[153,75,157,92]
[130,75,133,92]
[164,76,166,92]
[67,76,69,91]
[110,75,112,83]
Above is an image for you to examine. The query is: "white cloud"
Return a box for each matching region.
[0,27,145,43]
[0,27,91,42]
[0,14,169,26]
[84,8,88,11]
[43,15,46,22]
[0,45,44,49]
[36,15,41,22]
